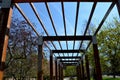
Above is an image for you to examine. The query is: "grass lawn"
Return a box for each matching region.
[90,77,120,80]
[103,77,120,80]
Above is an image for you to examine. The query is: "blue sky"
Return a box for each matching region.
[12,2,119,57]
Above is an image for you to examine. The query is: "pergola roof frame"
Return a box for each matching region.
[85,2,115,51]
[15,3,59,57]
[57,56,81,59]
[0,0,120,80]
[60,60,79,62]
[77,2,116,57]
[13,1,118,60]
[0,0,118,3]
[62,63,78,66]
[13,1,118,63]
[52,49,85,53]
[45,2,63,55]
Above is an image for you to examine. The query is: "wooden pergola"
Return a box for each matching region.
[0,0,120,80]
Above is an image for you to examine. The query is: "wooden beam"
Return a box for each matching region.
[63,63,78,66]
[60,60,79,62]
[43,36,92,41]
[5,0,115,3]
[52,49,85,53]
[57,57,81,59]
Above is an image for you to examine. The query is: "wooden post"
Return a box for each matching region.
[92,36,102,80]
[57,62,59,80]
[79,61,83,80]
[85,55,90,80]
[78,64,82,80]
[76,66,79,80]
[60,64,62,80]
[55,59,58,80]
[61,66,63,80]
[117,0,120,17]
[50,51,53,80]
[38,36,43,80]
[59,62,61,80]
[0,0,13,79]
[81,60,85,80]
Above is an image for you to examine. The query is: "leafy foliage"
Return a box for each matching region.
[4,18,38,79]
[64,66,76,77]
[87,18,120,78]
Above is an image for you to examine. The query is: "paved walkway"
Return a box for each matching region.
[64,77,76,80]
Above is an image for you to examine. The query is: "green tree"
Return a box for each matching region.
[5,17,50,80]
[64,66,76,77]
[4,17,38,80]
[98,18,120,78]
[87,18,120,78]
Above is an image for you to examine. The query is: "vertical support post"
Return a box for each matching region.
[78,64,82,80]
[81,60,85,80]
[116,0,120,17]
[50,51,53,80]
[80,62,83,80]
[58,62,59,80]
[85,55,90,80]
[0,0,12,79]
[55,59,58,80]
[59,63,61,80]
[57,62,59,80]
[61,66,63,80]
[92,36,102,80]
[76,66,79,80]
[38,36,43,80]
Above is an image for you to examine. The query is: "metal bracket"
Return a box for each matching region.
[2,0,11,8]
[92,36,97,44]
[38,36,43,45]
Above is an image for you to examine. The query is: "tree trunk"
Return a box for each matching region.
[113,73,116,78]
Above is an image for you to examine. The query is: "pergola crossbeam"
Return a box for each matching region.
[52,49,85,53]
[0,0,115,3]
[57,57,81,59]
[62,63,78,66]
[60,60,79,62]
[43,36,92,41]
